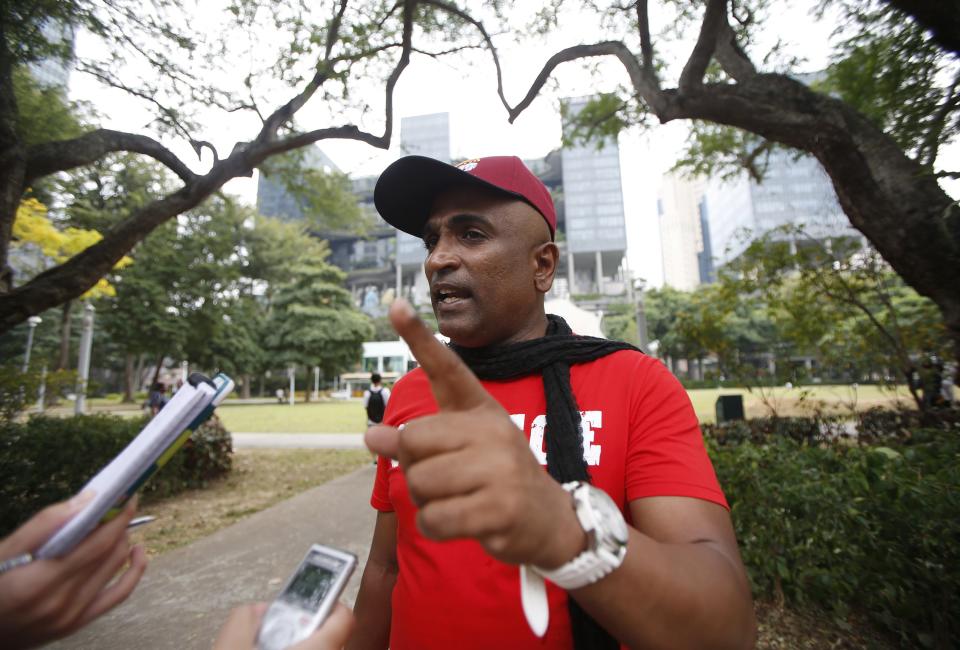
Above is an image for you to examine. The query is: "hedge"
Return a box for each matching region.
[0,413,233,537]
[708,420,959,648]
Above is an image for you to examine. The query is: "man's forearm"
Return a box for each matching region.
[344,561,396,650]
[571,528,756,649]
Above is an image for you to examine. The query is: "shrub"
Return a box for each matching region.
[710,430,960,648]
[702,415,848,446]
[0,413,233,536]
[856,406,960,443]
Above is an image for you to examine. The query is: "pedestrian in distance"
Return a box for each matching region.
[364,373,391,465]
[145,382,167,417]
[348,155,757,650]
[363,373,391,427]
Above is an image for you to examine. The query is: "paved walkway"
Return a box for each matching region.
[233,432,365,449]
[49,465,378,650]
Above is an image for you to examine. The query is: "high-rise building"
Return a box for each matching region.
[559,96,629,298]
[658,172,712,290]
[256,147,340,221]
[704,144,854,267]
[399,113,450,160]
[394,113,452,307]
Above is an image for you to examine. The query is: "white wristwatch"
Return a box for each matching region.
[520,481,629,637]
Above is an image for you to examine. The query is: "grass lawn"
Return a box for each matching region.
[216,401,366,433]
[687,384,913,423]
[131,448,370,556]
[211,385,912,433]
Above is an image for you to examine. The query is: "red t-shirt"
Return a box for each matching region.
[371,350,727,649]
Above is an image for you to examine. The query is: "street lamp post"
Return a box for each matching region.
[75,303,95,416]
[288,364,296,406]
[21,316,42,373]
[633,279,649,353]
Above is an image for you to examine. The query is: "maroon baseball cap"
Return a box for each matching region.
[374,155,557,240]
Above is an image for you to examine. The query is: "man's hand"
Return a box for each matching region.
[213,602,354,650]
[365,299,585,568]
[0,493,147,650]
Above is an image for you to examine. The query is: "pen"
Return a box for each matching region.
[127,515,156,530]
[0,516,157,576]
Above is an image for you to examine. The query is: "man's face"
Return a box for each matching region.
[422,186,556,348]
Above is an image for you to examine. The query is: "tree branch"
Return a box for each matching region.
[418,0,513,118]
[678,0,726,92]
[506,41,657,123]
[636,0,655,75]
[25,129,197,184]
[77,64,199,145]
[1,0,427,334]
[258,0,355,141]
[713,13,757,80]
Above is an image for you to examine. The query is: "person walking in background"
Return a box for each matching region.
[363,373,390,427]
[146,382,167,417]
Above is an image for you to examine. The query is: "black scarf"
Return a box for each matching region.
[450,314,640,650]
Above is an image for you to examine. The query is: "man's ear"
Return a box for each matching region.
[533,242,559,294]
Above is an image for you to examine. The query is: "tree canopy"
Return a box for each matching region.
[0,0,488,333]
[446,0,960,365]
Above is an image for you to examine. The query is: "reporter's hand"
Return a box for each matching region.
[213,602,354,650]
[365,300,586,569]
[0,493,147,650]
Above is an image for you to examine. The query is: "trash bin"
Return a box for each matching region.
[715,395,745,423]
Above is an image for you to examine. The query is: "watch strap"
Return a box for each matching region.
[532,546,621,590]
[519,564,549,637]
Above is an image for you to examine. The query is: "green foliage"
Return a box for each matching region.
[674,122,774,182]
[100,194,250,366]
[821,0,958,167]
[55,154,174,232]
[13,67,85,146]
[266,258,374,376]
[0,364,75,425]
[710,427,960,647]
[600,302,637,344]
[258,151,367,233]
[560,93,636,149]
[0,413,233,537]
[724,226,950,389]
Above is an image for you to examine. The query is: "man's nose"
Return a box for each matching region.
[424,236,461,276]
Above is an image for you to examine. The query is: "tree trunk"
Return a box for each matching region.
[0,41,24,294]
[57,300,73,370]
[258,373,265,398]
[123,353,136,403]
[241,373,251,399]
[134,353,145,394]
[151,352,164,386]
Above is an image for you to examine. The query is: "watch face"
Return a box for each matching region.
[589,487,630,547]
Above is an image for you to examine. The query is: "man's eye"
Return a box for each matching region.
[423,237,437,251]
[463,230,485,241]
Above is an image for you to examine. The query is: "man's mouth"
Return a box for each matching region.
[433,284,472,305]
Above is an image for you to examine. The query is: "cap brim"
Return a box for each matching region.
[374,156,528,237]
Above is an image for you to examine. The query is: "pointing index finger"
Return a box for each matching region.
[390,299,493,411]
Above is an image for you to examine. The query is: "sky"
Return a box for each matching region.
[69,1,959,289]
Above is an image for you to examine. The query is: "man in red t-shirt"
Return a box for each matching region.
[347,156,756,650]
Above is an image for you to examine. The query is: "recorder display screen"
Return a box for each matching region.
[281,554,344,610]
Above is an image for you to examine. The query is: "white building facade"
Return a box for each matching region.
[658,172,707,291]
